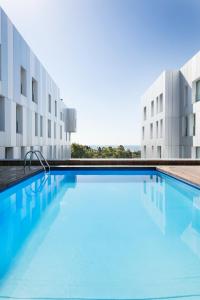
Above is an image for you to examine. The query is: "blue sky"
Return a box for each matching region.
[1,0,200,145]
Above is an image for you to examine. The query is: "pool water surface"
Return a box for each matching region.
[0,169,200,299]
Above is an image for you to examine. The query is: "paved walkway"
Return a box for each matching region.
[157,165,200,187]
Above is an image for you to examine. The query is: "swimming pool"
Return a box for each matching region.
[0,169,200,299]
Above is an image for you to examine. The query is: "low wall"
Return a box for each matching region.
[1,159,200,166]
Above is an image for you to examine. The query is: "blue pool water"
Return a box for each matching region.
[0,169,200,299]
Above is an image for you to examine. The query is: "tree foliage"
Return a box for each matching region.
[71,143,141,158]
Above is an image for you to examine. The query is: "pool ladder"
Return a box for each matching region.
[24,150,50,172]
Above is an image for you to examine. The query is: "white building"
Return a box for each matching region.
[0,7,76,160]
[141,51,200,159]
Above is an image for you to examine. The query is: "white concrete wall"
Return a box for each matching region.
[0,7,76,159]
[141,71,180,159]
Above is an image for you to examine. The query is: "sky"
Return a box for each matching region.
[1,0,200,145]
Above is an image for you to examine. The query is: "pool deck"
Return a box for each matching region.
[157,165,200,187]
[1,161,200,191]
[0,166,43,191]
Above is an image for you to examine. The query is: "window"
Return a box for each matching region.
[55,101,57,117]
[150,123,153,139]
[152,146,154,155]
[193,114,196,136]
[48,119,51,138]
[32,77,38,103]
[143,106,147,120]
[54,122,56,139]
[48,94,51,113]
[40,115,43,137]
[53,145,56,159]
[143,145,146,158]
[188,114,196,136]
[142,126,145,139]
[160,119,163,138]
[20,67,27,96]
[5,147,13,159]
[151,101,154,117]
[185,116,188,136]
[35,113,38,136]
[0,97,5,131]
[157,146,162,159]
[196,80,200,101]
[156,121,159,138]
[156,96,159,113]
[183,116,188,136]
[60,111,62,121]
[159,94,163,112]
[16,104,23,134]
[196,147,200,159]
[60,125,62,139]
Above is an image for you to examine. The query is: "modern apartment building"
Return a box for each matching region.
[141,50,200,159]
[0,7,76,160]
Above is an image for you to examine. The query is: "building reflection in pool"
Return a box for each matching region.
[141,173,200,259]
[0,172,77,280]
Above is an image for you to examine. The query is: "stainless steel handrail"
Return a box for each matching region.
[24,150,50,172]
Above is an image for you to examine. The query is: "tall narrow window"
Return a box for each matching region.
[16,104,23,134]
[142,126,145,139]
[55,101,57,117]
[35,113,38,136]
[60,111,62,121]
[143,106,147,121]
[143,146,146,158]
[48,119,51,138]
[193,114,196,136]
[156,121,159,138]
[185,116,188,136]
[40,115,43,137]
[150,123,153,139]
[160,119,163,138]
[60,125,62,139]
[196,80,200,101]
[48,94,51,113]
[54,122,56,139]
[32,77,38,103]
[151,101,154,117]
[156,96,159,113]
[20,67,27,96]
[196,147,200,159]
[0,97,5,131]
[157,146,162,158]
[159,94,163,112]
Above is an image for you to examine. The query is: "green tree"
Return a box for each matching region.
[71,143,141,159]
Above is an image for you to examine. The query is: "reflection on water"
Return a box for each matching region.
[0,172,77,280]
[181,196,200,259]
[141,172,200,259]
[142,174,166,234]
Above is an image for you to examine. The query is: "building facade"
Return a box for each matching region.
[141,51,200,159]
[0,7,76,160]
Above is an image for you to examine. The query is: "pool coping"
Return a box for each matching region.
[1,165,200,192]
[156,167,200,190]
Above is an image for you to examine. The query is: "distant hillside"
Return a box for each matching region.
[89,145,141,152]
